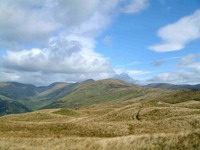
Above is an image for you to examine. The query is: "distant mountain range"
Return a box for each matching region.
[144,83,200,90]
[0,79,200,116]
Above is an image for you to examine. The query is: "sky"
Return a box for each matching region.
[0,0,200,85]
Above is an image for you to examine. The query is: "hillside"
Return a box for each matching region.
[0,79,200,149]
[36,82,76,98]
[0,81,80,110]
[21,82,80,110]
[0,92,200,149]
[0,99,31,116]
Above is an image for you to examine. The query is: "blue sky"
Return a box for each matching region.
[0,0,200,85]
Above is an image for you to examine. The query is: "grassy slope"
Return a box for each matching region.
[36,82,69,98]
[0,90,200,149]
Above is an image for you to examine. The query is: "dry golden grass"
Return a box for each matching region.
[0,98,200,149]
[0,130,199,150]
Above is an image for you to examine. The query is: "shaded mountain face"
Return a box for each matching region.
[0,82,39,100]
[144,83,200,90]
[0,99,31,116]
[0,81,81,111]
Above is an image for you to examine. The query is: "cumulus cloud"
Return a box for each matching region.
[178,53,200,71]
[0,34,116,85]
[122,0,149,14]
[0,0,149,49]
[0,68,114,86]
[115,68,151,77]
[149,9,200,52]
[0,0,120,49]
[0,0,149,85]
[1,35,114,75]
[148,54,200,84]
[0,0,59,49]
[148,70,200,85]
[127,70,151,76]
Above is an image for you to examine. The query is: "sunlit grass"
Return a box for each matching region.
[0,97,200,149]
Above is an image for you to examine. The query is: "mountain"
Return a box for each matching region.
[43,79,174,109]
[0,82,46,111]
[0,79,195,113]
[28,82,81,110]
[36,82,74,99]
[113,73,137,83]
[0,82,39,100]
[0,81,81,110]
[144,83,200,90]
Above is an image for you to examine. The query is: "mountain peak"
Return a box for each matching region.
[81,79,95,84]
[113,73,137,84]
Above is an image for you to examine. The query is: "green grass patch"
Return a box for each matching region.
[53,108,79,116]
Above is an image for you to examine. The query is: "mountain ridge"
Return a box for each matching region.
[144,83,200,90]
[0,79,200,116]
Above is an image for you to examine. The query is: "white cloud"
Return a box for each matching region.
[0,0,120,84]
[0,68,114,86]
[148,70,200,85]
[0,0,120,49]
[149,9,200,52]
[0,69,20,81]
[127,70,151,76]
[148,54,200,84]
[0,36,115,85]
[0,0,149,85]
[0,0,149,49]
[178,53,200,71]
[122,0,149,14]
[115,68,151,76]
[0,35,116,85]
[1,35,113,74]
[0,0,60,49]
